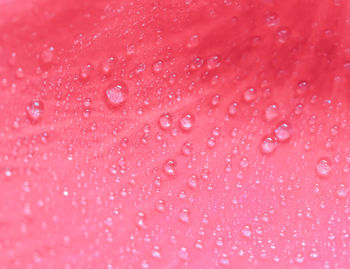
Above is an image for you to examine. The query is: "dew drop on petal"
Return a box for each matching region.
[261,136,277,154]
[243,87,257,102]
[179,208,190,223]
[152,60,164,73]
[40,47,54,64]
[163,160,177,177]
[179,113,194,132]
[105,82,129,107]
[241,225,252,238]
[135,212,146,229]
[158,113,173,130]
[227,102,238,115]
[181,141,193,156]
[316,157,332,178]
[336,184,348,198]
[274,122,291,142]
[264,104,279,121]
[26,100,44,122]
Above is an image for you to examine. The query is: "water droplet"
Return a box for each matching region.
[105,82,129,107]
[240,158,249,168]
[211,95,220,107]
[264,104,279,121]
[186,34,199,48]
[336,184,348,198]
[152,60,164,73]
[261,136,277,154]
[158,113,173,130]
[207,137,216,149]
[243,88,257,102]
[179,208,190,223]
[155,200,166,212]
[187,175,198,190]
[179,113,194,132]
[15,67,24,79]
[101,57,114,75]
[207,55,221,70]
[79,64,93,81]
[296,81,309,95]
[265,12,280,27]
[276,27,291,43]
[26,100,44,122]
[241,225,252,238]
[181,141,193,156]
[163,160,177,177]
[40,47,54,64]
[316,157,332,178]
[294,253,304,264]
[274,122,291,142]
[177,247,189,261]
[151,246,162,259]
[135,212,146,229]
[190,56,204,70]
[227,102,238,115]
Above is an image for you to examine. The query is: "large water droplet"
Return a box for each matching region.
[105,82,129,107]
[179,113,194,132]
[261,136,277,154]
[26,100,44,122]
[158,113,173,130]
[316,157,332,178]
[274,122,291,142]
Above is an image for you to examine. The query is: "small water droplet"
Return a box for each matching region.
[316,157,332,178]
[135,212,146,229]
[207,55,221,70]
[241,225,252,238]
[182,141,193,156]
[336,184,348,198]
[264,104,279,121]
[101,57,114,75]
[296,81,309,95]
[177,247,189,261]
[79,64,93,81]
[40,47,54,64]
[151,246,162,259]
[274,122,291,142]
[211,95,220,107]
[105,82,129,107]
[158,113,173,130]
[179,113,194,132]
[227,102,238,115]
[152,60,164,73]
[155,200,166,212]
[276,27,291,43]
[26,100,44,122]
[243,88,257,102]
[179,208,190,223]
[163,160,177,177]
[186,34,199,48]
[261,136,277,154]
[187,175,198,190]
